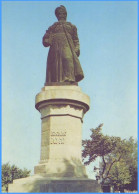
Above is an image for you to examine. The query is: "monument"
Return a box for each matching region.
[8,6,101,192]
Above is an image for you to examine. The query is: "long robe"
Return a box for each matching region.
[42,21,84,84]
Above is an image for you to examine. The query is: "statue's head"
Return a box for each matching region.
[55,5,67,21]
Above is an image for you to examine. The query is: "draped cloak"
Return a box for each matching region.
[42,21,84,84]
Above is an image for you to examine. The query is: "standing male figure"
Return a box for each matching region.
[43,5,84,85]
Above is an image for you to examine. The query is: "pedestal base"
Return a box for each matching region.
[34,159,87,178]
[8,175,102,193]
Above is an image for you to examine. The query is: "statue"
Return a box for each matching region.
[42,5,84,85]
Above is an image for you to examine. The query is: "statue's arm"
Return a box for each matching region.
[72,25,80,57]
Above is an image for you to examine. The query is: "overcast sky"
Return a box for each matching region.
[2,1,137,178]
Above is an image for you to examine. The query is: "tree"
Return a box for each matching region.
[2,163,30,192]
[124,137,137,191]
[82,124,137,191]
[108,159,131,191]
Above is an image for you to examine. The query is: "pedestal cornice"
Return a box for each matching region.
[35,86,90,114]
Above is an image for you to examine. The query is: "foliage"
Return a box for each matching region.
[109,159,131,190]
[124,138,138,191]
[82,124,137,191]
[2,163,30,192]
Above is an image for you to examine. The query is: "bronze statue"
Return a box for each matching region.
[42,5,84,85]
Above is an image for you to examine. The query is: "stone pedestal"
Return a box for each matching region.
[8,86,101,192]
[34,85,90,178]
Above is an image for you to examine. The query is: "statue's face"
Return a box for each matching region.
[57,10,67,21]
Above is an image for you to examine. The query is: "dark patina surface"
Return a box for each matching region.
[43,6,84,86]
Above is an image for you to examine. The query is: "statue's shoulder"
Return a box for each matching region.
[66,22,77,29]
[47,22,58,31]
[52,22,59,26]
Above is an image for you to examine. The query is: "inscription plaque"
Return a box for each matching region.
[50,130,66,144]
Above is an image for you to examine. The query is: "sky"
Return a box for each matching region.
[2,1,137,179]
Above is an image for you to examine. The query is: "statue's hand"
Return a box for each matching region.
[43,33,53,47]
[44,38,52,46]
